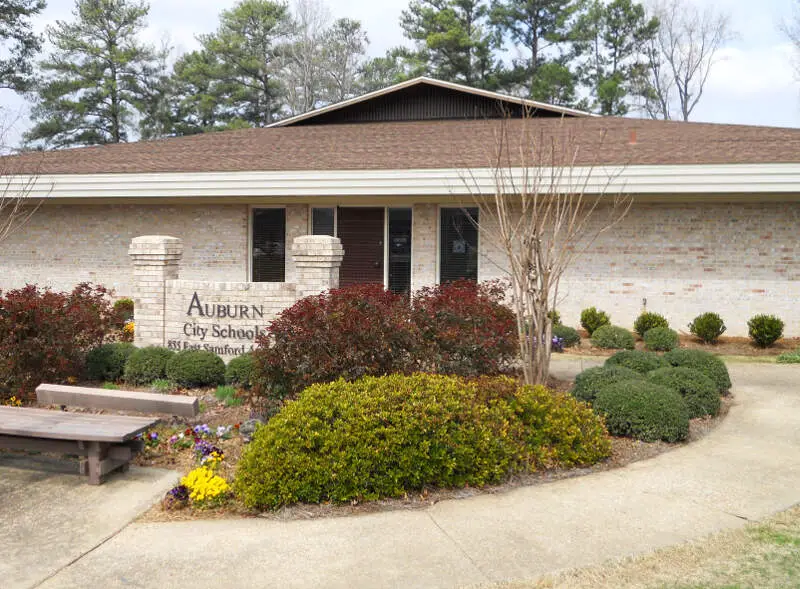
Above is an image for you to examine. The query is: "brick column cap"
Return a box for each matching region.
[129,235,183,258]
[291,235,344,263]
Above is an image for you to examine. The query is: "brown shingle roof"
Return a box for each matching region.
[4,117,800,176]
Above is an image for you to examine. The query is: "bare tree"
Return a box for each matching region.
[782,1,800,78]
[0,121,43,245]
[321,18,368,103]
[463,117,631,385]
[643,0,732,121]
[284,0,331,115]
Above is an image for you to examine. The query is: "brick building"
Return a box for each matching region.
[2,77,800,336]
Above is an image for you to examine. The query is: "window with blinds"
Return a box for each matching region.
[251,208,286,282]
[439,207,478,283]
[312,207,335,236]
[388,208,412,293]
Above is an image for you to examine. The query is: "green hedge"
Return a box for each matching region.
[604,350,668,374]
[647,367,720,418]
[553,325,581,348]
[225,353,254,389]
[594,380,689,443]
[124,346,175,385]
[235,374,611,509]
[85,343,136,382]
[571,365,643,404]
[591,325,635,350]
[644,327,679,352]
[166,350,225,388]
[664,349,731,393]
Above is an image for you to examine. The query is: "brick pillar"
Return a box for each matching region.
[292,235,344,300]
[129,236,183,348]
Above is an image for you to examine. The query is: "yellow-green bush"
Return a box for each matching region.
[235,373,611,509]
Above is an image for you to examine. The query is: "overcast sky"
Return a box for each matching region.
[1,0,799,145]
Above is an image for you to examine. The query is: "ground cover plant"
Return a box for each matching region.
[777,348,800,364]
[235,373,611,509]
[0,283,115,400]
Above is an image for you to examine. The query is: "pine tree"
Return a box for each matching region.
[25,0,166,148]
[0,0,45,92]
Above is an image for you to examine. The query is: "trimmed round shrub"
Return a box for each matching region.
[591,325,635,350]
[664,349,731,393]
[689,312,726,344]
[594,380,690,442]
[747,314,784,348]
[85,342,136,382]
[633,312,669,338]
[553,324,581,348]
[644,327,679,352]
[580,307,610,336]
[571,365,643,404]
[225,353,254,389]
[605,350,669,374]
[235,374,611,509]
[166,350,225,388]
[647,367,720,418]
[124,346,175,385]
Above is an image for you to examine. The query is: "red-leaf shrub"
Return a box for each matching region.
[251,281,519,402]
[0,283,115,399]
[251,285,420,401]
[411,280,517,377]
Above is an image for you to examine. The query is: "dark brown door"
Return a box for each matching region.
[337,207,385,287]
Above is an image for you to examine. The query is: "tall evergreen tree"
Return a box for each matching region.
[0,0,45,92]
[199,0,292,127]
[25,0,166,148]
[400,0,499,89]
[571,0,658,115]
[490,0,580,103]
[321,18,368,103]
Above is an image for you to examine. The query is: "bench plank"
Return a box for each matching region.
[0,406,157,443]
[36,384,199,417]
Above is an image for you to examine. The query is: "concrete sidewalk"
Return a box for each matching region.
[27,363,800,588]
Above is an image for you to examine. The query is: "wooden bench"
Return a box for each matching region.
[36,383,199,417]
[0,406,157,484]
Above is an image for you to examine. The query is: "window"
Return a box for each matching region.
[312,207,335,236]
[439,207,478,283]
[251,208,286,282]
[388,208,412,293]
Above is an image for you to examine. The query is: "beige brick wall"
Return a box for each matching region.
[476,201,800,336]
[2,203,249,296]
[411,203,438,291]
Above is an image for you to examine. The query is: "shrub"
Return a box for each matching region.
[252,282,518,402]
[580,307,610,336]
[664,349,731,393]
[235,374,611,509]
[124,346,175,385]
[112,298,134,324]
[225,353,254,389]
[591,325,635,350]
[647,367,720,418]
[689,312,726,344]
[411,280,517,377]
[571,365,643,404]
[644,327,680,352]
[747,314,784,348]
[594,380,689,442]
[0,283,115,400]
[548,310,562,326]
[85,342,136,382]
[553,325,581,348]
[633,312,669,338]
[605,350,669,374]
[777,349,800,364]
[166,350,225,388]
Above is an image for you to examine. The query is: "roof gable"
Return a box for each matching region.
[270,76,595,127]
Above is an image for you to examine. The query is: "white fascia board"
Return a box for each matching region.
[7,163,800,199]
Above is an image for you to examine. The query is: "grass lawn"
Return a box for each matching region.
[492,506,800,589]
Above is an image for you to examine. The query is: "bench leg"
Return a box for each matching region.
[85,442,109,485]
